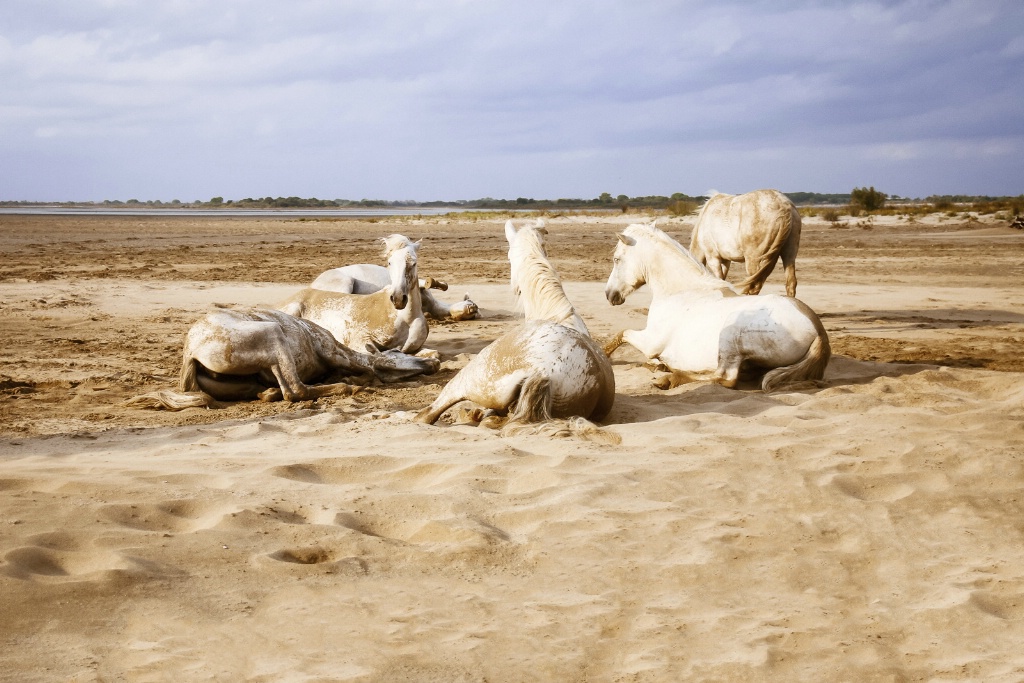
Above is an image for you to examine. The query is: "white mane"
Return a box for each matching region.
[509,226,581,329]
[623,222,718,280]
[380,234,418,260]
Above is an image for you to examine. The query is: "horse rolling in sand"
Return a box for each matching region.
[311,264,479,321]
[689,189,801,296]
[126,308,440,410]
[415,219,615,437]
[604,221,830,391]
[278,235,433,354]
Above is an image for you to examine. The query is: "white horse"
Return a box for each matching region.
[278,235,430,354]
[311,264,479,321]
[126,308,440,410]
[605,221,829,391]
[689,189,801,296]
[415,220,615,432]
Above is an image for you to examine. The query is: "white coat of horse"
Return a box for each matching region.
[415,220,615,431]
[605,221,829,391]
[311,264,479,321]
[126,308,440,410]
[689,189,801,296]
[278,235,430,354]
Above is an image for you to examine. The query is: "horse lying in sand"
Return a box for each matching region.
[278,235,432,354]
[311,264,479,321]
[604,221,829,391]
[126,308,440,410]
[415,219,615,437]
[689,189,801,296]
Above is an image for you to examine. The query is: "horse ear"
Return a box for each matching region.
[504,220,518,244]
[616,233,635,246]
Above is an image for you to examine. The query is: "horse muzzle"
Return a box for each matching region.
[605,287,625,306]
[389,288,409,310]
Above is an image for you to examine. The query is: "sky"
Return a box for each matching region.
[1,0,1022,202]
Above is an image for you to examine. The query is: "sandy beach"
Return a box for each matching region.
[2,210,1024,681]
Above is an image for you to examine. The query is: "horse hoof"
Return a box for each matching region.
[652,375,673,390]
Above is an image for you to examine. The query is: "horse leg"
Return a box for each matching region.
[418,287,451,319]
[414,386,467,424]
[650,368,710,390]
[621,328,663,361]
[712,355,742,389]
[261,331,331,402]
[781,240,798,297]
[706,256,728,281]
[603,330,626,356]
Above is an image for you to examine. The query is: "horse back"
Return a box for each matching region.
[692,189,798,260]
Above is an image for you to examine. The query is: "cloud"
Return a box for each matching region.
[1,0,1022,200]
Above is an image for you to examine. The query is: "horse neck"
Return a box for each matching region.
[514,245,586,334]
[641,238,733,297]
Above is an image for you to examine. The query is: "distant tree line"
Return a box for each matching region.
[2,191,1021,212]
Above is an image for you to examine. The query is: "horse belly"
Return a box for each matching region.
[185,318,273,376]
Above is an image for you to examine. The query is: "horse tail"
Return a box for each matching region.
[502,417,621,445]
[501,374,621,444]
[735,206,795,295]
[123,354,213,411]
[761,313,831,392]
[123,389,213,411]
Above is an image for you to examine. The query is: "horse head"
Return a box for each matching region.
[381,234,420,310]
[605,230,646,306]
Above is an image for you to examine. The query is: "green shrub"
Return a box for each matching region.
[850,186,887,212]
[667,200,697,217]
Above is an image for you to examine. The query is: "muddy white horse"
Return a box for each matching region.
[605,221,829,391]
[311,263,479,321]
[689,189,801,296]
[278,235,431,354]
[415,219,615,432]
[126,308,440,410]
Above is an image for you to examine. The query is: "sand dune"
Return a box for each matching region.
[2,213,1024,681]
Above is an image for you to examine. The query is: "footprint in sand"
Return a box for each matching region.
[100,499,235,533]
[268,546,334,565]
[269,457,469,493]
[829,471,950,502]
[334,511,510,546]
[2,531,122,580]
[969,590,1024,620]
[268,456,405,485]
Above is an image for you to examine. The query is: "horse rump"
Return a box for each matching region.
[502,373,620,444]
[760,333,831,392]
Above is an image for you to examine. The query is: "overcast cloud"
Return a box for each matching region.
[1,0,1022,201]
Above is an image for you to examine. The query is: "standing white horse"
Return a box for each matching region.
[689,189,801,296]
[311,263,479,321]
[415,220,615,431]
[278,235,431,354]
[605,221,829,391]
[126,308,440,410]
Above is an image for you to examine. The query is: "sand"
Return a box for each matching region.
[1,211,1024,681]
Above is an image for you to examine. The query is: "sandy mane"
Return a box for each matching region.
[380,234,418,260]
[509,227,579,326]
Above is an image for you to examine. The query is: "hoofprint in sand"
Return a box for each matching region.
[2,213,1024,680]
